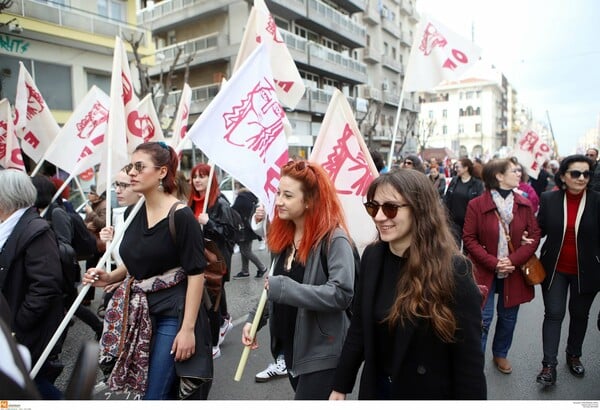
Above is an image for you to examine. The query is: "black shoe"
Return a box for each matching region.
[233,271,250,279]
[536,364,556,386]
[566,354,585,377]
[256,268,267,278]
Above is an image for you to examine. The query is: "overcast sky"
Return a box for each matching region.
[417,0,600,156]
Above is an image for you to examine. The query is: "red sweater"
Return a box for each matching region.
[556,191,584,274]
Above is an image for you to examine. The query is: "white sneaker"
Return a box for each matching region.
[212,346,221,359]
[255,356,287,382]
[218,317,233,346]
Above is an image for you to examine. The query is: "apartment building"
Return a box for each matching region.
[137,0,419,163]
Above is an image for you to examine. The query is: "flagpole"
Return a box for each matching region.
[387,86,407,169]
[30,196,146,379]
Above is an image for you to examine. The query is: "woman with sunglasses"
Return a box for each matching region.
[462,159,541,376]
[330,170,486,400]
[242,160,356,400]
[535,154,600,386]
[83,142,211,399]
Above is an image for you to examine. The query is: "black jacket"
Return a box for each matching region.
[332,241,486,399]
[0,207,64,367]
[443,176,484,227]
[232,189,261,242]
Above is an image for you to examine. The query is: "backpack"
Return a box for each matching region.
[320,234,360,318]
[230,208,246,244]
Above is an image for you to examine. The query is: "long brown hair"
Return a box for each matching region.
[267,160,349,264]
[366,169,462,342]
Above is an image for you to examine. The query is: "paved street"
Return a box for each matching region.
[55,240,600,401]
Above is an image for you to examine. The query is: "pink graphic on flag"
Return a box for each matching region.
[44,86,110,175]
[130,94,165,144]
[403,14,482,92]
[513,129,553,179]
[170,83,192,150]
[310,89,379,253]
[187,43,288,215]
[13,62,60,163]
[233,0,305,109]
[0,99,26,171]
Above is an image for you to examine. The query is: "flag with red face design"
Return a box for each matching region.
[0,99,26,171]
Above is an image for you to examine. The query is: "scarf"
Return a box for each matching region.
[100,267,186,395]
[491,190,514,279]
[191,192,206,218]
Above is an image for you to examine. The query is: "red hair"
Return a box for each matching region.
[267,160,349,264]
[188,163,220,212]
[50,177,69,200]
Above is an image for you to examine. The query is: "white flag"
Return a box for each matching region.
[0,99,26,171]
[13,62,60,162]
[309,89,379,254]
[170,83,192,149]
[44,86,110,175]
[188,43,288,214]
[513,129,553,179]
[233,0,305,109]
[96,36,133,195]
[403,14,482,92]
[132,94,165,144]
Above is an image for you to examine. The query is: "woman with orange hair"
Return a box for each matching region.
[241,160,356,400]
[188,163,236,358]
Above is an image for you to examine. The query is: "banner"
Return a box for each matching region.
[132,93,165,145]
[13,62,61,162]
[309,89,379,253]
[513,129,553,179]
[170,83,192,149]
[44,86,110,175]
[0,99,26,171]
[187,43,288,214]
[233,0,305,109]
[403,14,482,92]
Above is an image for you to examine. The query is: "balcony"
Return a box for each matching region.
[279,29,309,65]
[161,83,220,115]
[137,0,238,31]
[402,98,419,112]
[7,0,151,48]
[266,0,307,20]
[308,42,368,84]
[309,88,334,114]
[381,17,401,38]
[381,55,403,74]
[400,0,416,19]
[305,0,367,48]
[362,86,382,101]
[328,0,366,14]
[362,0,380,25]
[383,90,400,106]
[362,46,381,63]
[401,31,412,47]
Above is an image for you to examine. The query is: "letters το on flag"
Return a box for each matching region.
[187,43,288,216]
[43,86,110,176]
[13,62,61,163]
[513,129,553,179]
[309,89,379,254]
[0,99,26,171]
[233,0,305,110]
[170,83,192,151]
[403,14,482,92]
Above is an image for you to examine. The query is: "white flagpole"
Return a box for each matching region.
[387,86,407,168]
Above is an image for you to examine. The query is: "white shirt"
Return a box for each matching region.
[0,208,28,251]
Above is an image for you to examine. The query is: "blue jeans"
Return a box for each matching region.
[541,271,598,366]
[144,316,179,400]
[481,277,520,357]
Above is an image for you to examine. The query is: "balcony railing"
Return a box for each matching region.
[279,29,309,64]
[162,83,220,107]
[308,42,367,82]
[137,0,207,24]
[381,17,401,38]
[381,55,403,74]
[156,32,220,63]
[8,0,150,47]
[307,0,366,44]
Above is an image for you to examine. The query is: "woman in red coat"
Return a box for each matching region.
[463,158,541,375]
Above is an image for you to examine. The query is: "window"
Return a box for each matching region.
[97,0,126,22]
[442,109,447,118]
[466,91,474,99]
[443,125,448,135]
[34,61,72,110]
[86,70,111,96]
[428,110,434,119]
[475,124,482,132]
[0,56,30,105]
[475,107,481,115]
[458,124,464,133]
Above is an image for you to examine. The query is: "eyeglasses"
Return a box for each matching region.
[566,170,591,179]
[586,153,596,158]
[364,201,410,219]
[404,160,413,165]
[113,181,131,190]
[125,161,161,174]
[509,168,522,174]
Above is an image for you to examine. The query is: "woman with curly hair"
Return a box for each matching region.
[330,169,486,400]
[242,160,356,399]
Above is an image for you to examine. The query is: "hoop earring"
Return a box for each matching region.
[158,178,164,192]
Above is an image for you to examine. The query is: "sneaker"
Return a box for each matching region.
[219,317,233,346]
[255,268,267,278]
[258,241,266,251]
[212,346,221,359]
[233,271,250,279]
[255,357,287,382]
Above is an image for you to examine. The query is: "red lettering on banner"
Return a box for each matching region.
[264,151,289,201]
[128,111,156,142]
[23,131,40,148]
[122,72,133,106]
[275,80,294,93]
[75,101,108,161]
[442,49,468,71]
[0,120,7,159]
[321,123,373,196]
[180,104,189,139]
[223,78,284,161]
[265,15,284,44]
[11,149,24,166]
[419,22,448,56]
[25,83,45,120]
[519,131,539,154]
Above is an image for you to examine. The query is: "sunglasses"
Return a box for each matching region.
[364,201,410,218]
[113,181,131,190]
[125,161,161,174]
[566,170,590,179]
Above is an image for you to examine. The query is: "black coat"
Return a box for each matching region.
[0,207,64,367]
[537,189,600,294]
[232,189,261,242]
[332,242,486,400]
